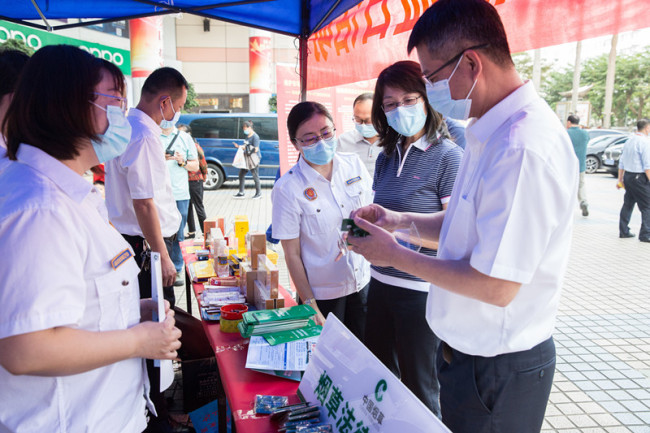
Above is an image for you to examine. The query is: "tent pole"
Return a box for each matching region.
[299,35,308,102]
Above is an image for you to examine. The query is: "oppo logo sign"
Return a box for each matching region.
[0,25,124,66]
[0,26,42,49]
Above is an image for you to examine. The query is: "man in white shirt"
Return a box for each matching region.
[105,67,188,432]
[106,67,188,305]
[337,93,382,177]
[617,118,650,242]
[348,1,578,432]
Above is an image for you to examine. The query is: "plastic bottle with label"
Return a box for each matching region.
[216,240,230,278]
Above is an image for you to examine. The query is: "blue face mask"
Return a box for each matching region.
[425,54,477,120]
[160,98,181,129]
[302,136,338,166]
[355,123,378,138]
[91,104,132,163]
[385,102,427,137]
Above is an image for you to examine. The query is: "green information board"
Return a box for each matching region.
[0,20,131,75]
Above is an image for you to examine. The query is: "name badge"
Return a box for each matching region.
[346,176,361,185]
[304,187,318,201]
[110,249,133,270]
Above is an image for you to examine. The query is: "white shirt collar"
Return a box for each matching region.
[297,153,341,184]
[16,144,92,203]
[467,81,538,145]
[398,134,432,152]
[128,107,162,134]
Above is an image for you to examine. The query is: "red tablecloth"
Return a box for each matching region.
[181,241,300,433]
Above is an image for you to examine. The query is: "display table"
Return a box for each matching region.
[181,241,300,433]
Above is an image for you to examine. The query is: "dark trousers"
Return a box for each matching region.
[364,278,440,416]
[121,234,176,308]
[187,180,207,235]
[238,167,261,194]
[438,337,555,433]
[316,284,369,343]
[619,171,650,239]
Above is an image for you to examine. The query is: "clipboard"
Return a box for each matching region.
[151,252,175,392]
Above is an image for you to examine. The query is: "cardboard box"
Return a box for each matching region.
[247,232,266,270]
[203,219,218,248]
[240,262,261,301]
[182,357,221,413]
[234,216,249,255]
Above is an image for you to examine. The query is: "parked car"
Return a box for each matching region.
[601,139,631,176]
[586,128,625,141]
[178,113,280,190]
[585,133,630,174]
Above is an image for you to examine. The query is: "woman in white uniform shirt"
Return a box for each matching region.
[272,102,372,341]
[0,45,182,433]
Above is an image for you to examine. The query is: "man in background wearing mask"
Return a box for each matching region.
[347,1,578,432]
[105,66,188,432]
[106,67,187,306]
[338,93,381,177]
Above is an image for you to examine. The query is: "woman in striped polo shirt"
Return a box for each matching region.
[366,60,464,416]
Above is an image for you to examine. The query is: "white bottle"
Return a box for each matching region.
[216,240,230,278]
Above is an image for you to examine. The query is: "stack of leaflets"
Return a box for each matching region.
[238,305,316,338]
[188,259,216,282]
[245,335,319,381]
[199,286,246,321]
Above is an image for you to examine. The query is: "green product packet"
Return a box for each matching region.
[238,320,253,338]
[242,304,316,326]
[262,322,322,346]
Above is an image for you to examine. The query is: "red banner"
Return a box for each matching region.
[307,0,650,90]
[249,36,273,94]
[276,64,376,175]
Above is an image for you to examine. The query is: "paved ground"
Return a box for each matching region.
[174,171,650,432]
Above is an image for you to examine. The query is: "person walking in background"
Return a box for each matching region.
[364,60,463,417]
[160,124,199,286]
[338,92,382,176]
[178,123,208,239]
[234,120,262,199]
[567,114,590,216]
[348,1,578,431]
[617,118,650,242]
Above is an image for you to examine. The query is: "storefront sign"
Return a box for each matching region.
[298,314,450,432]
[0,20,131,75]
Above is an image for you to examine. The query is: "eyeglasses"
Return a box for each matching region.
[423,43,489,85]
[94,92,128,114]
[352,117,373,125]
[295,126,336,147]
[381,95,422,113]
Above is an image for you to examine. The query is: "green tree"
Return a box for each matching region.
[541,66,573,110]
[183,82,199,112]
[0,38,35,56]
[268,94,277,113]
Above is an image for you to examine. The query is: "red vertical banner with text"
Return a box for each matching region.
[276,64,302,175]
[307,0,650,91]
[249,36,272,94]
[277,64,376,176]
[129,17,163,78]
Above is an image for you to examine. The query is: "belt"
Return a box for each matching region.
[122,233,177,244]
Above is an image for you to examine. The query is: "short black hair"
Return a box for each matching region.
[243,120,254,129]
[0,49,30,97]
[567,114,580,125]
[407,0,513,67]
[353,93,374,108]
[287,101,333,142]
[637,118,650,132]
[141,67,188,101]
[5,45,124,161]
[372,61,442,155]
